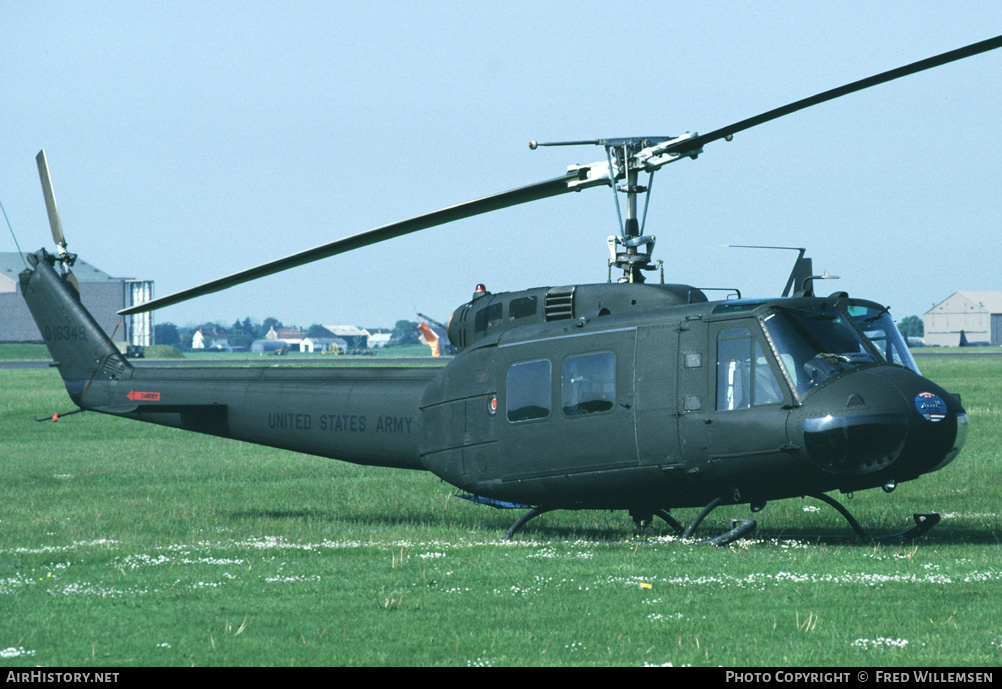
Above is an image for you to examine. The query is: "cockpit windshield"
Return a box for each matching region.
[845,302,920,374]
[763,303,879,396]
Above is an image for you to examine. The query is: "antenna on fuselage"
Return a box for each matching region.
[724,245,814,297]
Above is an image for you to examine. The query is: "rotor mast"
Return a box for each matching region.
[610,139,657,283]
[531,135,701,282]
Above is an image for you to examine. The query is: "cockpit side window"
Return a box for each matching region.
[716,327,783,411]
[846,304,921,374]
[763,305,880,396]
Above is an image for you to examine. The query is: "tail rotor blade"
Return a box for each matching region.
[35,149,67,251]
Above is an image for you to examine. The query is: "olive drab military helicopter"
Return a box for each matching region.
[20,35,1000,544]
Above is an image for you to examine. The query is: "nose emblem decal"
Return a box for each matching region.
[915,392,947,422]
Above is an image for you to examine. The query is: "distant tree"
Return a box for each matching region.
[154,322,180,347]
[897,315,924,338]
[228,318,255,349]
[175,325,198,351]
[388,319,421,346]
[229,329,254,350]
[261,317,284,338]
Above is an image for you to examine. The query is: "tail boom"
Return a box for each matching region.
[20,249,434,470]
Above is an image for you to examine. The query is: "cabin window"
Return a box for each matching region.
[562,352,616,417]
[716,328,782,410]
[506,359,551,422]
[509,296,537,320]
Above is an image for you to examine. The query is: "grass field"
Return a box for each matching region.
[1,358,999,667]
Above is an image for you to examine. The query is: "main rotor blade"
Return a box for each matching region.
[120,33,1002,316]
[664,33,1002,157]
[36,149,66,248]
[119,169,595,314]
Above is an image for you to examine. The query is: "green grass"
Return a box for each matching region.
[142,345,184,359]
[0,343,52,360]
[1,359,1000,666]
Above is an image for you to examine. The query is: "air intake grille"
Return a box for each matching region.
[544,286,575,321]
[100,354,130,379]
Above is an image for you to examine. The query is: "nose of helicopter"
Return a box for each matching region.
[793,367,968,480]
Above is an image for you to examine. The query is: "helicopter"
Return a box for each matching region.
[19,35,999,544]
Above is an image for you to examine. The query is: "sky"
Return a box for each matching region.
[2,3,1000,330]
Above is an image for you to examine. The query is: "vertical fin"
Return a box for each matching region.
[19,250,131,405]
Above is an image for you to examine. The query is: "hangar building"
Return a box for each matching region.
[923,291,1002,347]
[0,252,154,347]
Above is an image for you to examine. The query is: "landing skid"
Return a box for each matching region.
[630,508,684,533]
[670,497,756,546]
[653,509,684,532]
[499,492,938,544]
[502,502,756,546]
[503,507,555,540]
[809,493,940,541]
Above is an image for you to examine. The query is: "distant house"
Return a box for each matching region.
[192,326,231,351]
[265,327,305,351]
[301,336,347,353]
[924,291,1002,346]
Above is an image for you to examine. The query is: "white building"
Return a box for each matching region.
[317,325,369,348]
[192,329,231,350]
[367,332,392,348]
[265,327,305,351]
[924,291,1002,346]
[301,337,347,353]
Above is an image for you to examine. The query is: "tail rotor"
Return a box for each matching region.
[35,149,79,291]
